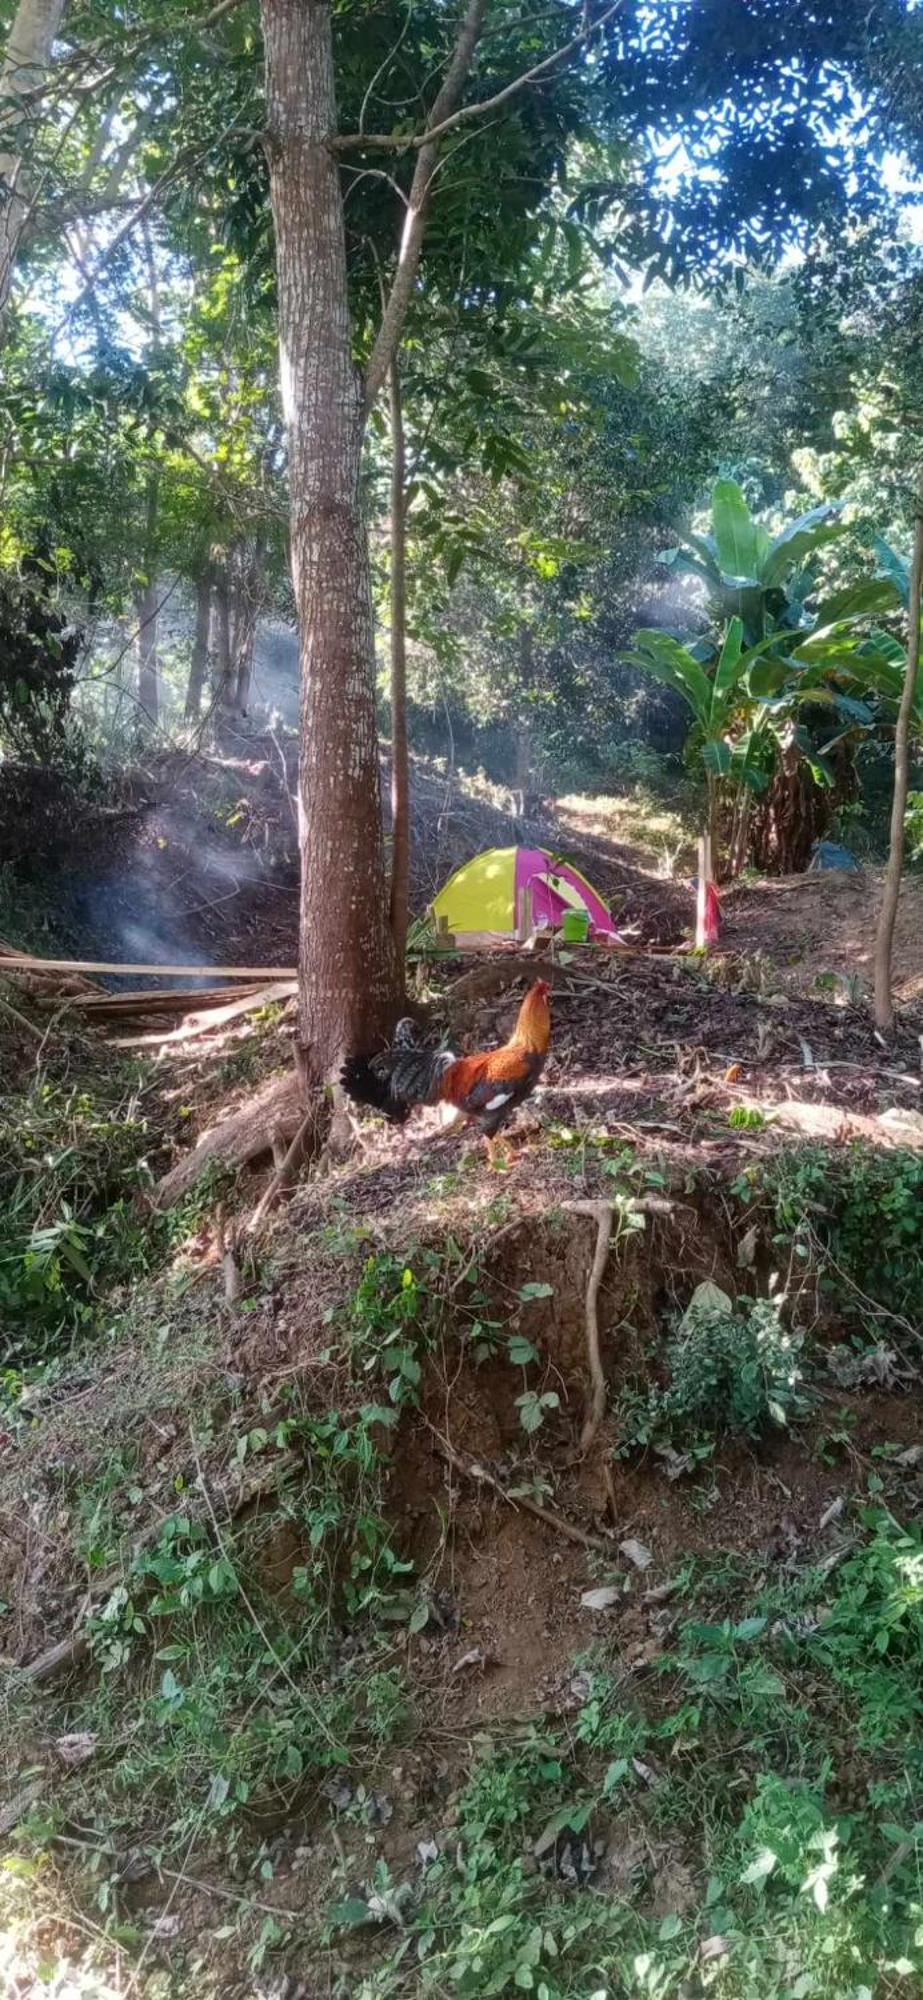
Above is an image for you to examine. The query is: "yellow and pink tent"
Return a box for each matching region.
[431,845,617,942]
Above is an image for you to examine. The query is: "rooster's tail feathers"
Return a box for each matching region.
[340,1054,409,1123]
[340,1044,455,1121]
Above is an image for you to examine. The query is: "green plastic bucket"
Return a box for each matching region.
[562,908,590,943]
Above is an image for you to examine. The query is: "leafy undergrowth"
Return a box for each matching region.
[762,1143,923,1334]
[2,986,923,1996]
[330,1508,923,1999]
[0,985,293,1384]
[0,1008,164,1373]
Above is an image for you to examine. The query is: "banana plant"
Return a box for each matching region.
[784,569,923,725]
[621,617,878,787]
[631,487,920,876]
[621,608,892,876]
[658,479,850,644]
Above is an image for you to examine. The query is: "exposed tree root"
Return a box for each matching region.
[247,1103,324,1233]
[566,1200,614,1456]
[427,1420,615,1553]
[564,1196,674,1458]
[216,1204,243,1303]
[154,1072,306,1207]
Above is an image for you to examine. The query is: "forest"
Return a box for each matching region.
[2,1,923,1994]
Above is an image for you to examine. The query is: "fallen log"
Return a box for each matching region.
[444,945,674,1010]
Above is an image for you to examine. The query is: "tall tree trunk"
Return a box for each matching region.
[233,613,257,715]
[184,565,212,720]
[873,478,923,1032]
[512,623,534,818]
[135,583,159,727]
[0,0,67,319]
[262,0,401,1078]
[135,475,159,728]
[388,355,410,962]
[230,538,265,715]
[234,628,255,724]
[212,566,232,708]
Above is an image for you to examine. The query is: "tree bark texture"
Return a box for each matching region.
[184,565,212,720]
[233,606,256,714]
[0,0,67,318]
[388,356,410,961]
[874,480,923,1031]
[261,0,401,1076]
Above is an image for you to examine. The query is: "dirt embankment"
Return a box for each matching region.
[727,865,923,1003]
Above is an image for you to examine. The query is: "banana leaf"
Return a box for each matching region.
[702,736,732,776]
[656,545,717,588]
[747,655,791,697]
[810,577,902,626]
[711,479,765,586]
[873,533,911,607]
[627,631,713,727]
[760,503,843,586]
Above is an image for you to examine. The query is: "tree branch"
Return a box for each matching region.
[338,0,623,156]
[364,0,488,412]
[55,118,250,332]
[55,166,180,329]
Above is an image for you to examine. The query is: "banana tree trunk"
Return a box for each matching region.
[729,784,752,879]
[706,773,722,881]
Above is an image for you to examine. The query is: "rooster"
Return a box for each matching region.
[340,978,551,1164]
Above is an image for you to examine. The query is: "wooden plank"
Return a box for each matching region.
[0,936,101,993]
[111,983,298,1045]
[1,954,297,980]
[73,982,270,1013]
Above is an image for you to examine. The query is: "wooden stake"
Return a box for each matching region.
[515,884,533,942]
[695,833,711,949]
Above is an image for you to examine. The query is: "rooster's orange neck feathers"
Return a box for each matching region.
[508,980,551,1056]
